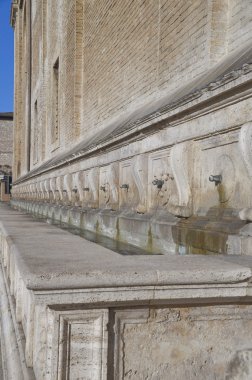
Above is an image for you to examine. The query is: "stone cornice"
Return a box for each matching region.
[10,0,25,27]
[10,1,18,27]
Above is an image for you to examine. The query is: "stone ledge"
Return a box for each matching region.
[2,203,252,379]
[0,203,251,291]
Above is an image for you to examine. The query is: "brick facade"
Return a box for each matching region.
[0,114,13,201]
[11,0,252,179]
[0,115,13,173]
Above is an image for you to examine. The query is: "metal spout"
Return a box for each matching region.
[209,174,222,186]
[120,184,129,191]
[152,179,164,189]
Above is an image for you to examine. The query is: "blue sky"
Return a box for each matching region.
[0,0,14,112]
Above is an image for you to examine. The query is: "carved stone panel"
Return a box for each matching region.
[132,155,148,214]
[148,149,175,212]
[49,178,57,202]
[213,154,236,203]
[75,171,84,205]
[83,168,99,208]
[63,174,73,205]
[239,123,252,177]
[170,141,193,217]
[43,179,50,202]
[118,155,148,213]
[112,305,252,380]
[99,163,119,210]
[56,176,63,203]
[195,130,252,211]
[226,349,252,379]
[48,309,108,380]
[119,160,133,209]
[113,309,149,379]
[39,181,45,201]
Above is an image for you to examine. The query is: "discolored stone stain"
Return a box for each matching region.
[217,183,229,206]
[226,350,252,379]
[146,226,153,253]
[95,219,100,235]
[172,207,247,255]
[79,211,85,229]
[115,218,120,242]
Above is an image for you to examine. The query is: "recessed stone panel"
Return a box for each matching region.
[119,160,138,210]
[148,149,173,212]
[53,309,108,380]
[113,305,252,380]
[99,163,119,210]
[195,130,252,212]
[83,168,99,208]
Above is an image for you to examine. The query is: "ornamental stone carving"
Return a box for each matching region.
[239,123,252,177]
[63,174,73,204]
[73,171,84,206]
[169,141,193,217]
[83,168,99,208]
[49,178,57,201]
[99,163,119,210]
[39,181,45,200]
[132,154,148,214]
[148,149,175,212]
[56,177,63,202]
[44,179,51,201]
[119,159,138,211]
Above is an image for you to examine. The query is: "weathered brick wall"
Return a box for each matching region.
[31,0,46,167]
[0,119,13,171]
[13,0,252,176]
[42,0,83,157]
[209,0,229,63]
[13,9,23,179]
[228,0,252,52]
[44,0,213,159]
[20,1,29,175]
[82,0,210,137]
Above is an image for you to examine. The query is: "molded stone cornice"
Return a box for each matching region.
[10,0,25,27]
[10,1,18,27]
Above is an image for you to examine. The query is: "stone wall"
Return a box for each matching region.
[1,203,252,380]
[228,0,252,52]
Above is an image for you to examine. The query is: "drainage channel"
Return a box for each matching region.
[33,215,163,256]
